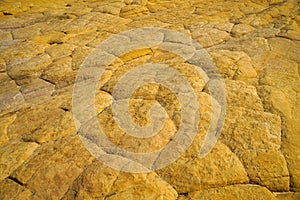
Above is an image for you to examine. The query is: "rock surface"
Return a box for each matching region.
[0,0,299,199]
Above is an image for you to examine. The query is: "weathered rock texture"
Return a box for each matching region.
[0,0,299,199]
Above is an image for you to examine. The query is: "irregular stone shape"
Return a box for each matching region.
[256,38,300,191]
[241,150,289,191]
[224,80,263,111]
[71,46,93,70]
[267,38,300,64]
[127,15,170,28]
[63,29,98,46]
[0,72,10,83]
[147,2,176,13]
[274,192,300,200]
[188,184,277,200]
[45,43,76,60]
[221,107,289,191]
[0,40,48,67]
[120,5,149,18]
[191,27,230,48]
[256,91,300,191]
[8,101,76,143]
[231,23,256,37]
[0,0,299,198]
[20,79,55,101]
[41,56,77,88]
[278,30,300,41]
[93,2,124,15]
[32,31,66,45]
[257,86,294,120]
[0,179,33,200]
[0,113,16,145]
[0,141,39,181]
[0,13,46,29]
[177,195,189,200]
[11,23,42,39]
[94,90,113,114]
[210,50,257,82]
[284,95,300,192]
[63,161,178,200]
[97,99,177,154]
[11,136,94,199]
[214,36,270,58]
[0,59,5,72]
[157,142,249,193]
[59,11,130,34]
[258,58,299,89]
[0,31,12,44]
[0,80,24,112]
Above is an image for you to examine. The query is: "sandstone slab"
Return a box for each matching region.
[0,141,39,181]
[189,184,277,200]
[11,136,94,199]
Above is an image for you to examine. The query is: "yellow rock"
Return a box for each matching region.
[189,184,277,200]
[63,161,178,199]
[0,141,39,181]
[0,114,16,145]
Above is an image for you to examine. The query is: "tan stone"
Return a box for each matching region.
[268,38,300,63]
[127,15,170,28]
[0,59,5,72]
[0,179,33,200]
[32,32,66,45]
[278,30,300,41]
[45,43,76,60]
[274,192,300,200]
[0,73,11,85]
[93,2,124,15]
[11,135,94,199]
[0,80,24,112]
[147,2,176,13]
[20,79,55,101]
[257,86,293,118]
[41,56,76,88]
[191,27,230,48]
[231,24,256,37]
[221,107,290,191]
[256,38,300,191]
[94,90,113,114]
[97,99,177,154]
[64,28,98,46]
[0,31,12,43]
[214,36,270,57]
[210,50,257,81]
[224,80,263,111]
[7,54,52,85]
[157,142,249,193]
[63,161,178,199]
[0,113,16,145]
[0,0,300,198]
[189,184,277,200]
[12,23,42,39]
[0,41,48,67]
[71,46,93,70]
[120,5,149,18]
[0,141,39,181]
[8,101,76,143]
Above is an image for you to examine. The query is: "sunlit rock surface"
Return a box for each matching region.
[0,0,299,199]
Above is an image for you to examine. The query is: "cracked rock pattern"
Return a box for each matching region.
[0,0,299,199]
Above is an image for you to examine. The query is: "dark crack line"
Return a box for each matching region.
[8,176,25,186]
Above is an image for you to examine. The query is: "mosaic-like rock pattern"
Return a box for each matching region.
[0,0,299,199]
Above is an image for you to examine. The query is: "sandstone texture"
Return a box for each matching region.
[0,0,299,199]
